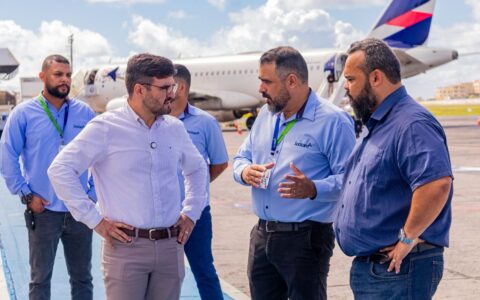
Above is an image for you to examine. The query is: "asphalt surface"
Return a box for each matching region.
[210,116,480,299]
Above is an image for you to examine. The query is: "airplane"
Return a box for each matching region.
[70,0,458,129]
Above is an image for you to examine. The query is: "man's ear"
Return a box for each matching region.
[286,73,298,89]
[133,83,145,96]
[39,71,45,83]
[369,69,383,88]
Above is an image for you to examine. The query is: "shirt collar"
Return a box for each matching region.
[370,85,407,122]
[280,88,316,123]
[125,101,163,128]
[38,93,69,112]
[179,103,199,120]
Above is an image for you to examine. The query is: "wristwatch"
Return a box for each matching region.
[20,193,34,205]
[398,228,416,245]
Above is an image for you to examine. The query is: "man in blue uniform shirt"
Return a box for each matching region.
[335,38,453,299]
[170,64,229,300]
[0,55,96,300]
[233,46,356,300]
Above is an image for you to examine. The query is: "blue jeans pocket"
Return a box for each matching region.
[369,260,410,280]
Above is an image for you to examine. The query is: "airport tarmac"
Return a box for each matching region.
[210,115,480,299]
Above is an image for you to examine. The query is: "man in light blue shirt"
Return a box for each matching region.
[170,64,229,300]
[233,46,356,300]
[0,55,96,300]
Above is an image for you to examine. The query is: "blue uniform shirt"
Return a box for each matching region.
[0,94,96,212]
[233,90,356,223]
[177,104,229,205]
[335,86,453,256]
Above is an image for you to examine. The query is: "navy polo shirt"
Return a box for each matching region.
[335,86,453,257]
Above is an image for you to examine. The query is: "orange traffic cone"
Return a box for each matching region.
[234,123,243,135]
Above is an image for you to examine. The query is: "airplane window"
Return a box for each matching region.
[310,66,314,71]
[194,72,197,77]
[222,71,225,75]
[239,70,242,74]
[200,72,203,76]
[228,71,231,75]
[211,71,214,76]
[216,71,219,75]
[233,70,236,75]
[316,65,320,70]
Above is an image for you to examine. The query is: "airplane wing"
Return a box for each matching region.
[188,88,262,111]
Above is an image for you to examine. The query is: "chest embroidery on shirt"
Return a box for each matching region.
[187,130,200,135]
[294,140,313,149]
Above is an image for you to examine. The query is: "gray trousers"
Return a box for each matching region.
[101,236,185,300]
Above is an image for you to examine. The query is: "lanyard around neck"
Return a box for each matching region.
[270,116,297,156]
[38,95,69,140]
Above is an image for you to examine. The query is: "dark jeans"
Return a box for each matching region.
[247,220,335,300]
[24,209,93,300]
[185,205,223,300]
[350,246,444,300]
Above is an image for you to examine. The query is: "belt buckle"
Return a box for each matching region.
[148,229,156,241]
[265,221,276,233]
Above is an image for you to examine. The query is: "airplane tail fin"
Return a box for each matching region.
[369,0,436,48]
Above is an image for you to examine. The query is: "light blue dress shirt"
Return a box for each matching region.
[233,90,356,223]
[0,94,96,212]
[177,104,229,205]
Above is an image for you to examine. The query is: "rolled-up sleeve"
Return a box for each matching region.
[48,117,107,229]
[233,131,253,186]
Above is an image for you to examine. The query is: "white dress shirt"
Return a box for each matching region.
[48,103,207,229]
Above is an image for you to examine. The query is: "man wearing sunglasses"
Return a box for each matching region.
[48,53,208,300]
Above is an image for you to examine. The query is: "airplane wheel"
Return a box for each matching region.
[246,116,256,130]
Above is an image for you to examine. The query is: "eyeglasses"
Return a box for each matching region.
[139,82,178,94]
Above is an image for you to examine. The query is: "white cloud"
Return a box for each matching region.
[86,0,165,4]
[168,10,188,20]
[0,20,115,91]
[208,0,226,11]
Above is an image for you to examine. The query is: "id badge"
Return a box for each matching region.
[258,157,275,190]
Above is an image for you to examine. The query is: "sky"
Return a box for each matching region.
[0,0,479,99]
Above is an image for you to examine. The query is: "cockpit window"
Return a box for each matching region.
[84,69,98,85]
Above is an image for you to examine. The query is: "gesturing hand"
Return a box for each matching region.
[278,162,317,199]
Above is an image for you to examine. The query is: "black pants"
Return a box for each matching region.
[247,221,335,300]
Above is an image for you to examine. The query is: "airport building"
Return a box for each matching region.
[435,81,479,100]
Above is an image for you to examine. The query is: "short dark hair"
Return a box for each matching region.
[347,38,401,84]
[174,64,191,91]
[125,53,175,95]
[260,46,308,83]
[42,54,70,72]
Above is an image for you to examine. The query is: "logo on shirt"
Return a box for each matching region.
[73,124,86,129]
[294,139,313,149]
[187,130,200,135]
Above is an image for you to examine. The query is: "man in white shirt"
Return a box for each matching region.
[48,53,208,300]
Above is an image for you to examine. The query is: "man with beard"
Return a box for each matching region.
[48,53,207,300]
[0,54,96,299]
[233,46,355,300]
[335,38,453,299]
[170,64,228,300]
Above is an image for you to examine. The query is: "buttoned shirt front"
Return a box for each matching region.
[177,104,229,204]
[48,103,207,229]
[335,86,453,257]
[0,94,96,211]
[233,90,356,223]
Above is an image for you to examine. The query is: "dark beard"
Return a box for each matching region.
[265,87,290,113]
[348,82,376,124]
[46,84,70,99]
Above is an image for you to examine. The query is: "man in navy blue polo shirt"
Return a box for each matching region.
[335,38,453,299]
[170,64,229,300]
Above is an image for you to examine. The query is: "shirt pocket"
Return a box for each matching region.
[361,144,384,184]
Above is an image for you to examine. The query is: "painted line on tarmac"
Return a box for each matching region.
[0,237,16,300]
[453,166,480,173]
[184,256,249,300]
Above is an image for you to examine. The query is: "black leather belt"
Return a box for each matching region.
[121,227,179,240]
[357,242,440,263]
[258,219,315,233]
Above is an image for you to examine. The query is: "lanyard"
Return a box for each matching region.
[270,116,297,156]
[38,95,69,142]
